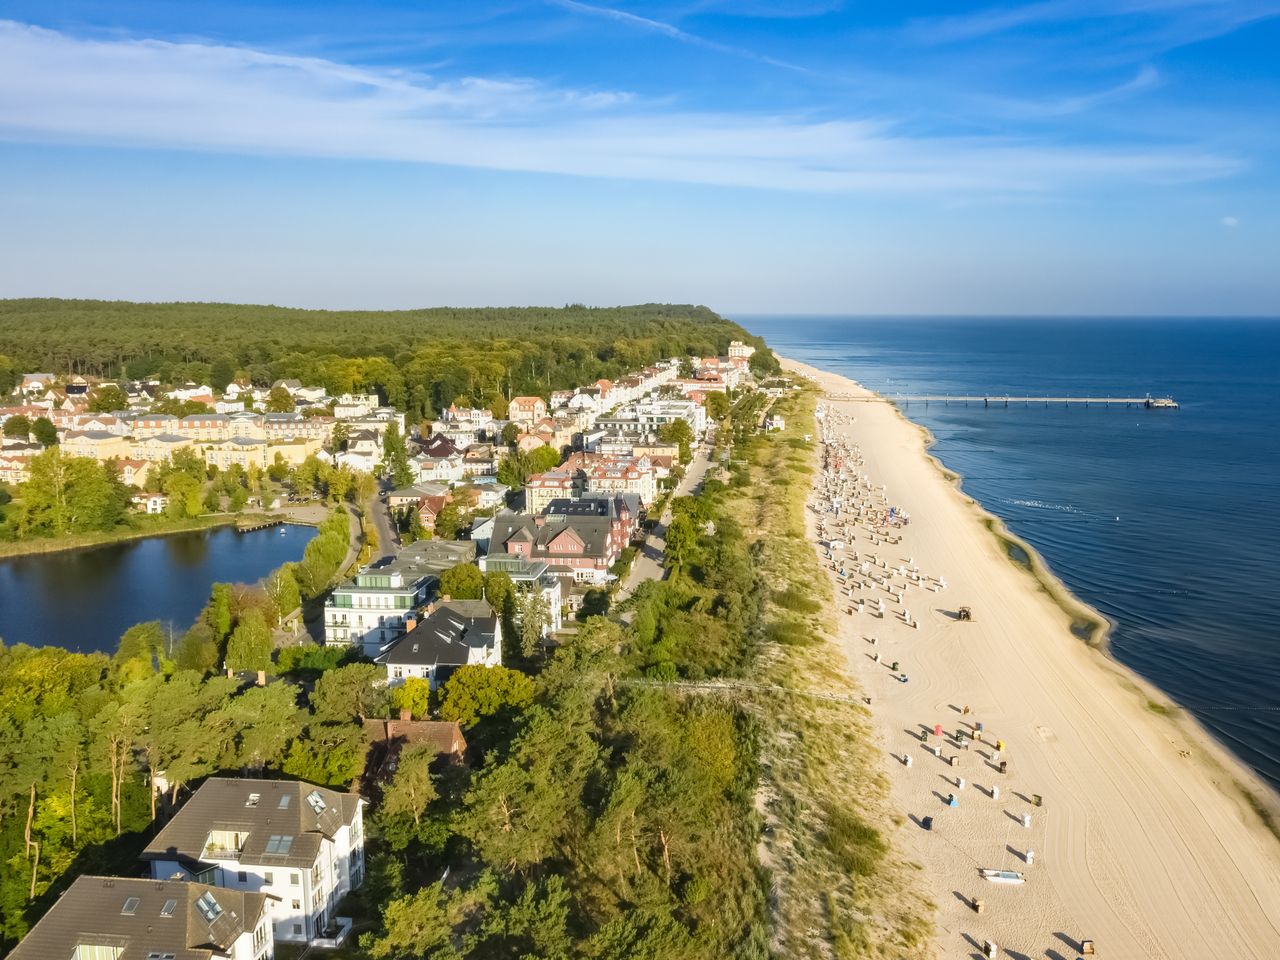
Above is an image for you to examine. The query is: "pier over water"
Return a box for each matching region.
[825,394,1179,409]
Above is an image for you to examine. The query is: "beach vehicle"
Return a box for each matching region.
[978,868,1026,884]
[957,606,973,621]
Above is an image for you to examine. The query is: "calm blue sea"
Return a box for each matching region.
[741,316,1280,793]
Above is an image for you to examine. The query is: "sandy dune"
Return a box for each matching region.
[785,358,1280,960]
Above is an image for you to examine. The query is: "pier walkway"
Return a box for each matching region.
[825,393,1178,409]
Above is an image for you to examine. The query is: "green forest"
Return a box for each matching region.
[0,387,927,959]
[0,299,777,420]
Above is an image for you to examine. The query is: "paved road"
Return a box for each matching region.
[617,437,716,601]
[368,484,400,561]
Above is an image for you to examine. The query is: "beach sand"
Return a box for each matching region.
[784,357,1280,959]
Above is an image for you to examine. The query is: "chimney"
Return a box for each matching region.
[225,665,234,679]
[404,616,417,632]
[399,708,412,721]
[256,670,266,687]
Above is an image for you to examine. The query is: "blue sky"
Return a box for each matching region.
[1,1,1277,314]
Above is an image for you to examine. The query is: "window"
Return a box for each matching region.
[159,898,177,917]
[278,793,292,810]
[195,891,223,922]
[292,924,303,936]
[265,834,294,855]
[120,896,140,915]
[245,793,261,807]
[291,873,301,886]
[292,899,301,910]
[145,953,176,960]
[264,872,274,884]
[237,870,248,883]
[74,945,123,960]
[306,790,327,814]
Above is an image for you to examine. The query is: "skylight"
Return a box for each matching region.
[120,896,140,915]
[264,834,294,855]
[160,899,177,917]
[246,793,261,808]
[306,790,327,814]
[278,793,291,809]
[195,891,222,922]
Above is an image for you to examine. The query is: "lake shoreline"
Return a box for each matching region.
[0,514,237,560]
[0,511,325,561]
[0,522,319,655]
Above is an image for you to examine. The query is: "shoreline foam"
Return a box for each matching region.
[783,355,1280,958]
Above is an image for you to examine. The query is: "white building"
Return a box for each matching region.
[8,875,274,960]
[332,393,379,419]
[413,452,465,485]
[476,555,564,634]
[379,599,502,690]
[324,558,431,657]
[142,778,364,949]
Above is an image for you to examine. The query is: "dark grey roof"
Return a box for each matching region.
[142,778,361,871]
[544,493,637,522]
[9,875,269,960]
[66,429,118,440]
[491,511,615,561]
[580,490,644,516]
[378,600,498,668]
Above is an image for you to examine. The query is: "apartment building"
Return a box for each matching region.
[142,778,364,948]
[8,875,274,960]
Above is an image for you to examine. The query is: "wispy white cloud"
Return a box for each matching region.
[547,0,811,72]
[1221,215,1240,227]
[0,20,1243,194]
[680,0,846,18]
[985,64,1162,118]
[905,0,1279,52]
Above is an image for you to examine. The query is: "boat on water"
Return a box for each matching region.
[1144,396,1179,409]
[978,868,1026,884]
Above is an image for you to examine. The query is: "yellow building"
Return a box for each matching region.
[62,430,130,461]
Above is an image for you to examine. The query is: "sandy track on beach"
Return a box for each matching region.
[786,358,1280,960]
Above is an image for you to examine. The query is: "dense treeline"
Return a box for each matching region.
[0,300,778,420]
[1,385,829,960]
[346,388,779,960]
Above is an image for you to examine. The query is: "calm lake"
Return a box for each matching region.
[0,524,315,655]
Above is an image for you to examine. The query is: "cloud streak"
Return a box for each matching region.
[0,20,1243,195]
[547,0,811,73]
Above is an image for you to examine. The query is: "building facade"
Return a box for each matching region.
[142,778,364,948]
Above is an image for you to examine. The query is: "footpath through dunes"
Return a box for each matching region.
[783,358,1280,960]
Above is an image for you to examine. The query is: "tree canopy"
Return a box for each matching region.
[0,299,773,422]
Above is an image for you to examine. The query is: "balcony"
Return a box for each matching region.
[201,844,242,861]
[311,916,353,949]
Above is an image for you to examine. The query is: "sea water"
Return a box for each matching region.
[742,316,1280,792]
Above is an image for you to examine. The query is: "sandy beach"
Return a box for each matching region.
[784,357,1280,959]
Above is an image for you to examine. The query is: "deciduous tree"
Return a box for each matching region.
[438,665,535,729]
